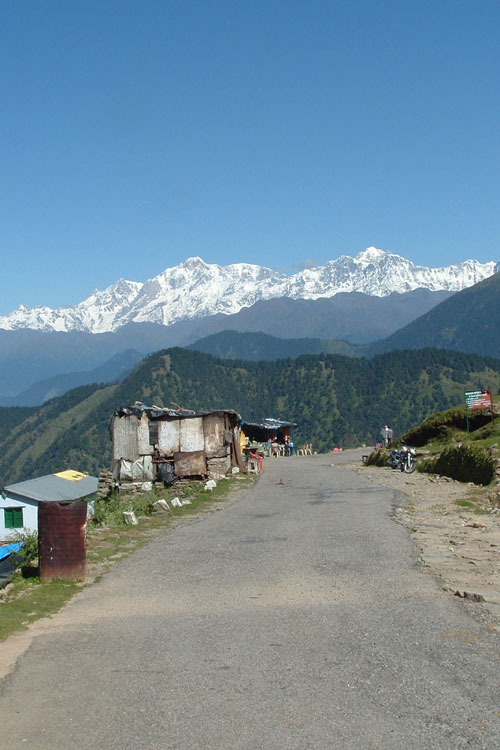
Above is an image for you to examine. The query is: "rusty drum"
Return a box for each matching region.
[38,500,87,582]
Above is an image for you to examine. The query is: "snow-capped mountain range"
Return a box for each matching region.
[1,247,498,334]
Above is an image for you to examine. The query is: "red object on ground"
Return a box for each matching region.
[249,452,263,471]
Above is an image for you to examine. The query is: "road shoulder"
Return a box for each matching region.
[352,458,500,630]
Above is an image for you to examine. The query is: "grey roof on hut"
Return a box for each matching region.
[4,472,98,504]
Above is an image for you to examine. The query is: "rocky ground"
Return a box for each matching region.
[354,459,500,629]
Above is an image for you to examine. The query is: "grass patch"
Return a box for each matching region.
[402,404,496,447]
[454,490,490,515]
[455,499,476,508]
[0,576,78,642]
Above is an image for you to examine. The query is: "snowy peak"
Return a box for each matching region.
[0,248,498,333]
[354,246,394,265]
[0,278,143,333]
[120,259,280,327]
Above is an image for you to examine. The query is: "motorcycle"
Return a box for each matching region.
[388,445,417,474]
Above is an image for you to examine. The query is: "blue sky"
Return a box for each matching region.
[1,0,499,315]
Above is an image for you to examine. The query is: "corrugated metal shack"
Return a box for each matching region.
[111,404,244,485]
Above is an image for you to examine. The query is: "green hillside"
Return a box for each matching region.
[369,271,500,357]
[0,347,499,485]
[0,406,37,442]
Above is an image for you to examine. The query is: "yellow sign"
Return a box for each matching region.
[54,470,88,482]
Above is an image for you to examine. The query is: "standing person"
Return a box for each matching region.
[381,426,390,447]
[271,437,279,457]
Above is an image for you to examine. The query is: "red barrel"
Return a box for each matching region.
[38,500,87,582]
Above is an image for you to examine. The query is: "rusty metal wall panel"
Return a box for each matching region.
[137,413,154,455]
[38,501,87,582]
[179,417,204,453]
[158,419,180,456]
[174,450,207,477]
[203,414,226,458]
[112,415,139,461]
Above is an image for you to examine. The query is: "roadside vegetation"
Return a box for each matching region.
[367,398,500,488]
[418,443,495,486]
[0,474,254,643]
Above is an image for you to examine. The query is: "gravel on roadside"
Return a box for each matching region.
[352,460,500,630]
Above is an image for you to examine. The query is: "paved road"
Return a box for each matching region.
[2,452,500,749]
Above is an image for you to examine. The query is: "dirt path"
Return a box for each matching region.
[353,459,500,627]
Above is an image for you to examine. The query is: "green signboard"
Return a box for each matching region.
[464,389,494,433]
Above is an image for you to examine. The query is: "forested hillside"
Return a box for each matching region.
[370,271,500,356]
[0,406,36,442]
[0,347,499,485]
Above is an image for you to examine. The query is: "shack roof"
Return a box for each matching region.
[242,418,298,430]
[113,404,241,421]
[4,471,98,504]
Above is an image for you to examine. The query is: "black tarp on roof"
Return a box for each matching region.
[113,404,241,421]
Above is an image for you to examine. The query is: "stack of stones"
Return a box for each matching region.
[97,470,114,500]
[207,456,231,480]
[98,469,160,497]
[119,482,151,496]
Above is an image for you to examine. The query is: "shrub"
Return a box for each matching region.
[418,444,495,485]
[11,529,39,565]
[366,449,390,467]
[92,491,155,526]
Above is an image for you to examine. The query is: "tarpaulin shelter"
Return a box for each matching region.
[241,417,297,444]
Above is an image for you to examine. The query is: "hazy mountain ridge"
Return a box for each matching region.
[0,349,144,407]
[187,331,364,360]
[1,247,496,334]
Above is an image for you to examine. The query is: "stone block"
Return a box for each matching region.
[123,511,138,525]
[153,499,171,513]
